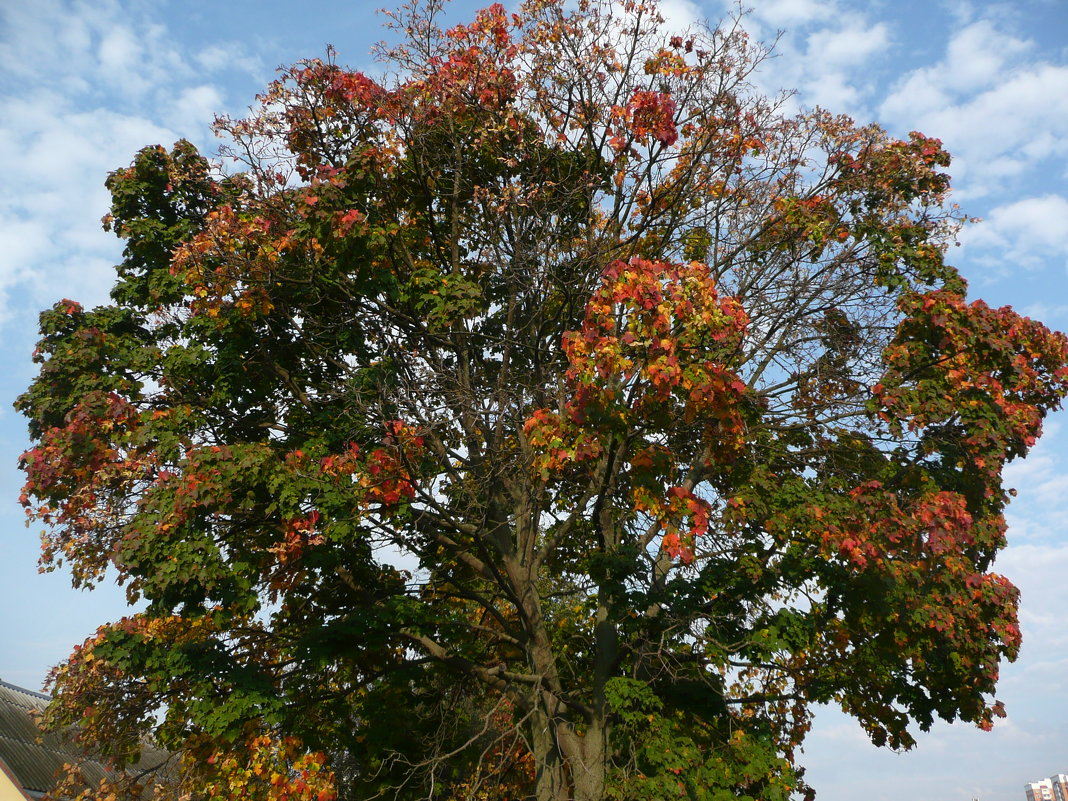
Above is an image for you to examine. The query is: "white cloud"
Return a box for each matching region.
[658,0,703,30]
[1020,302,1068,328]
[767,18,889,111]
[0,0,279,333]
[98,25,145,80]
[942,20,1029,92]
[194,43,263,78]
[0,1,255,323]
[959,195,1068,274]
[0,101,177,318]
[880,22,1068,201]
[748,0,835,27]
[168,85,226,134]
[1,0,179,98]
[1000,424,1068,657]
[724,0,892,118]
[0,220,48,289]
[805,19,889,67]
[997,543,1068,651]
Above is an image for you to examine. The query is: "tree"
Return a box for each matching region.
[18,1,1068,799]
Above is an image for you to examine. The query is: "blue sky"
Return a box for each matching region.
[1,0,1066,799]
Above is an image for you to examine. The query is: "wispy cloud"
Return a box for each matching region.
[657,0,704,29]
[0,0,262,326]
[747,0,835,27]
[712,0,892,118]
[880,20,1068,201]
[994,421,1068,675]
[958,194,1068,278]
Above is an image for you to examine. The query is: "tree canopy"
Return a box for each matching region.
[18,1,1068,799]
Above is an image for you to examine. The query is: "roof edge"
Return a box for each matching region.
[0,681,50,702]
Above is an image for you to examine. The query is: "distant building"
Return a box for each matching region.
[1028,775,1068,801]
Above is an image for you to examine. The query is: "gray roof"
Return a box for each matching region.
[0,679,169,800]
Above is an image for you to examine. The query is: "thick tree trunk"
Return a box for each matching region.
[531,707,568,801]
[508,506,613,801]
[531,712,608,801]
[558,721,607,801]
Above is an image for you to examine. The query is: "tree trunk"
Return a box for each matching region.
[530,707,608,801]
[558,721,607,801]
[531,707,568,801]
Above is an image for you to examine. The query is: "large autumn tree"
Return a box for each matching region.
[18,1,1068,799]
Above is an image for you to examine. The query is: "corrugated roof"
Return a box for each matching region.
[0,679,111,796]
[0,679,170,799]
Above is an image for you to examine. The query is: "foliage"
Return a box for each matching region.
[18,0,1068,799]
